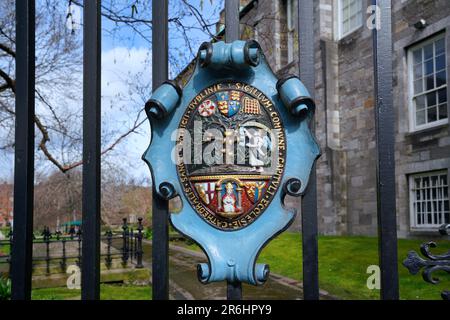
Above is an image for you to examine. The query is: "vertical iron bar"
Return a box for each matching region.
[105,231,112,269]
[122,218,129,266]
[60,238,67,272]
[372,0,399,300]
[298,0,319,300]
[8,231,13,275]
[226,281,242,300]
[225,0,241,299]
[76,229,82,267]
[136,217,144,268]
[81,0,101,300]
[133,229,137,260]
[129,228,133,263]
[225,0,240,42]
[11,0,35,300]
[152,0,169,300]
[44,227,50,275]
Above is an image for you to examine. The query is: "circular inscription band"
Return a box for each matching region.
[176,82,286,231]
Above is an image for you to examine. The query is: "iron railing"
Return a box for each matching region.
[1,218,144,276]
[403,223,450,300]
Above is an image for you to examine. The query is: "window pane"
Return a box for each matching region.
[436,70,446,87]
[414,79,423,94]
[413,49,422,64]
[428,106,437,122]
[425,59,434,75]
[416,95,425,110]
[426,75,434,90]
[442,174,448,186]
[424,43,433,60]
[426,91,437,107]
[435,54,445,72]
[438,88,447,103]
[435,38,445,55]
[432,176,438,187]
[409,36,447,130]
[349,16,356,28]
[349,0,356,12]
[343,21,349,33]
[439,104,448,120]
[427,91,436,107]
[343,7,349,20]
[413,64,422,79]
[340,0,360,37]
[355,0,362,12]
[416,109,425,125]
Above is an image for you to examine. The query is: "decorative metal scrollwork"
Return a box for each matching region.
[402,224,450,300]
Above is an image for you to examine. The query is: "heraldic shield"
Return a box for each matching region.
[143,40,320,286]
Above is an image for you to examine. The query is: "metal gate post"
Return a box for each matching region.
[81,0,102,300]
[151,0,170,301]
[224,0,243,301]
[298,0,319,300]
[372,0,399,300]
[11,0,35,301]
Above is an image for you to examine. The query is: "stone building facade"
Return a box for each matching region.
[178,0,450,238]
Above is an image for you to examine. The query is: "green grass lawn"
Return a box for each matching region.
[32,284,152,300]
[182,233,449,300]
[0,244,9,255]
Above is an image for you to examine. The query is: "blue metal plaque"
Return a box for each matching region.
[143,40,320,286]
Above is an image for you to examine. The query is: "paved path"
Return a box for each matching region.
[142,240,335,300]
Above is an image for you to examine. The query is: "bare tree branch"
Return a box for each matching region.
[0,42,14,57]
[0,67,15,93]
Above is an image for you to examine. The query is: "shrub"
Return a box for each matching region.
[143,228,152,240]
[0,276,11,300]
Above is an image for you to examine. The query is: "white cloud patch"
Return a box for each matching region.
[101,47,152,180]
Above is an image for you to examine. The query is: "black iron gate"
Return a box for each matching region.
[10,0,401,300]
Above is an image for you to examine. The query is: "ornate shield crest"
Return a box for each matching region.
[216,90,241,117]
[176,82,286,230]
[144,40,320,285]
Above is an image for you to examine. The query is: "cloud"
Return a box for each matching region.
[101,46,152,100]
[101,47,152,180]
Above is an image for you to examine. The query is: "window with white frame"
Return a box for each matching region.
[286,0,295,63]
[337,0,363,39]
[408,34,448,131]
[409,171,449,229]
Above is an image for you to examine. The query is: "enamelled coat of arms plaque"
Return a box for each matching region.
[177,81,286,231]
[144,40,320,285]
